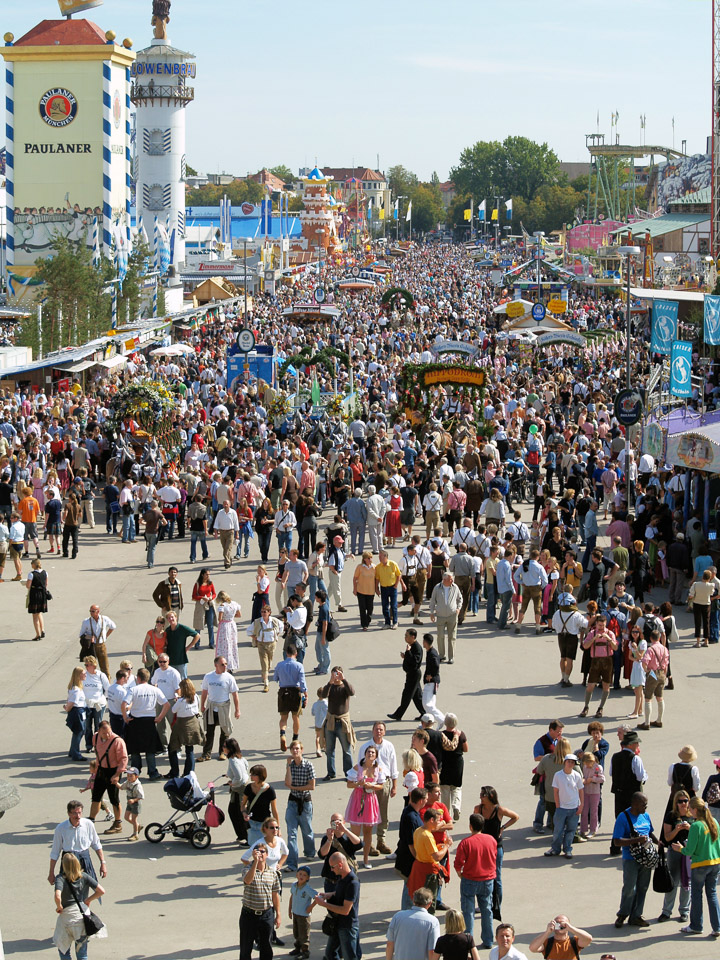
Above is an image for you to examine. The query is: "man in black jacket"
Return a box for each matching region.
[387,628,424,721]
[666,533,692,605]
[421,633,444,724]
[395,788,428,911]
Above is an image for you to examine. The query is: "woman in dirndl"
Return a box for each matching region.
[215,591,241,672]
[344,744,385,869]
[168,678,205,778]
[27,556,50,641]
[53,852,106,960]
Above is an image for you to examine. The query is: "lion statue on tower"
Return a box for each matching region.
[151,0,171,40]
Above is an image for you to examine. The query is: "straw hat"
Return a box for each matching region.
[678,745,698,763]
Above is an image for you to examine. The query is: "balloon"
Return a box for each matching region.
[529,424,538,434]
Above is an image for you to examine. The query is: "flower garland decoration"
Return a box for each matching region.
[106,378,181,448]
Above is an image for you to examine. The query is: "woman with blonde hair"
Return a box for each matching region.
[64,667,87,761]
[672,797,720,935]
[53,851,106,960]
[432,907,481,960]
[659,790,692,924]
[168,678,204,778]
[401,748,424,794]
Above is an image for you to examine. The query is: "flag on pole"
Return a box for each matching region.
[506,198,513,220]
[405,200,412,222]
[367,197,373,221]
[478,200,486,222]
[491,208,498,221]
[463,208,472,221]
[379,201,385,221]
[157,221,171,275]
[114,221,128,285]
[393,199,399,220]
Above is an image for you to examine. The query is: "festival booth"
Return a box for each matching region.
[643,408,720,536]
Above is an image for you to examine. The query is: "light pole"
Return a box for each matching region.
[533,231,545,299]
[618,244,641,488]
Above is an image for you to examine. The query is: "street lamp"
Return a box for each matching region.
[617,244,641,485]
[533,231,545,298]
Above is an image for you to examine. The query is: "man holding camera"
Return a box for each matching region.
[528,916,592,957]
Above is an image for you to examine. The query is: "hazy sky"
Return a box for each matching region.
[3,0,712,181]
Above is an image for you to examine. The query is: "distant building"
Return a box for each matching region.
[246,168,288,193]
[206,173,235,186]
[438,181,455,209]
[559,161,591,182]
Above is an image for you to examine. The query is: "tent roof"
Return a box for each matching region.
[610,213,709,239]
[15,19,107,46]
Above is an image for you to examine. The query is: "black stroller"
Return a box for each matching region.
[144,775,217,850]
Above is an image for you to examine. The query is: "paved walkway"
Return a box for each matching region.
[0,508,716,959]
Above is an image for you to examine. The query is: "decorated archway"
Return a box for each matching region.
[278,345,350,381]
[397,362,486,423]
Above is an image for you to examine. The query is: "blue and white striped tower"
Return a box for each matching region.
[4,50,14,271]
[101,57,113,256]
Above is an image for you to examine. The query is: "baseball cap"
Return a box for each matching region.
[564,754,578,763]
[421,714,435,725]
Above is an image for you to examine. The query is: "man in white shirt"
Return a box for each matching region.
[365,485,387,555]
[546,754,584,859]
[48,800,106,885]
[106,668,131,736]
[200,656,240,761]
[152,656,181,751]
[357,720,398,856]
[79,605,116,677]
[121,668,170,780]
[489,922,528,960]
[273,499,297,554]
[213,499,240,568]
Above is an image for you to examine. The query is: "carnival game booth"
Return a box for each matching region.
[644,407,720,537]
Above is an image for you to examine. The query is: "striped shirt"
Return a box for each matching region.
[243,867,281,912]
[288,758,316,801]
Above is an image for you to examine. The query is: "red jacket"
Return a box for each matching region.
[454,831,497,882]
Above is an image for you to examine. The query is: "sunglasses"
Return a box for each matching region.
[267,825,279,830]
[677,799,690,804]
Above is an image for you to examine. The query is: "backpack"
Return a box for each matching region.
[706,781,720,805]
[606,614,621,639]
[643,615,661,642]
[543,934,579,960]
[527,450,541,466]
[325,615,340,642]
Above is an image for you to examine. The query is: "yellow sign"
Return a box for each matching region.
[424,367,485,388]
[547,298,567,314]
[505,301,526,318]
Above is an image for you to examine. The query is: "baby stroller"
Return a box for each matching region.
[144,773,220,850]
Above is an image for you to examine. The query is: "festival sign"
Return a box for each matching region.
[650,299,679,354]
[666,432,720,473]
[547,298,567,314]
[614,388,643,426]
[642,421,667,463]
[505,301,525,318]
[423,367,485,388]
[431,340,480,358]
[670,340,693,398]
[704,294,720,346]
[535,331,587,348]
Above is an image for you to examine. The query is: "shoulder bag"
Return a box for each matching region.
[652,845,674,893]
[623,811,660,869]
[67,878,105,937]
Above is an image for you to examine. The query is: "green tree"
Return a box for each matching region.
[430,171,440,186]
[451,136,561,205]
[186,162,198,177]
[387,164,419,199]
[445,193,472,230]
[269,164,294,183]
[408,183,444,233]
[288,195,305,212]
[186,179,264,207]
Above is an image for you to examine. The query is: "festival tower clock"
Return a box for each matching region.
[2,3,134,274]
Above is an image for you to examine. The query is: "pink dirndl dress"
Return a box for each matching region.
[215,600,240,672]
[344,767,384,825]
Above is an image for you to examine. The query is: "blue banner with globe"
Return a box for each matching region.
[670,340,693,398]
[650,299,678,354]
[704,294,720,346]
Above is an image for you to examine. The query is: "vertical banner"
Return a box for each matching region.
[704,294,720,345]
[650,299,678,354]
[670,339,693,398]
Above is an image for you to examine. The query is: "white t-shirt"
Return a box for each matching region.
[202,670,239,703]
[106,682,131,716]
[127,682,168,718]
[242,837,289,871]
[83,670,109,707]
[67,686,86,709]
[172,694,201,719]
[552,768,584,809]
[153,666,182,701]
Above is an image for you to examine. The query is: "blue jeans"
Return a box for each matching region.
[325,722,353,778]
[236,526,250,557]
[189,531,208,562]
[348,522,366,555]
[533,795,550,831]
[285,798,315,870]
[69,727,84,761]
[618,858,651,920]
[582,535,597,571]
[711,604,720,643]
[59,936,88,960]
[130,751,158,777]
[498,590,513,628]
[278,530,293,553]
[460,877,494,946]
[247,820,264,847]
[486,581,497,622]
[160,517,175,540]
[315,631,331,674]
[550,807,578,855]
[400,882,413,910]
[105,507,118,534]
[380,585,398,626]
[308,576,327,604]
[495,844,504,909]
[689,863,720,932]
[84,704,105,751]
[203,606,216,648]
[661,847,691,918]
[121,514,135,542]
[323,921,360,960]
[145,532,158,567]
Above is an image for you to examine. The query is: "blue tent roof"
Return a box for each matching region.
[306,167,326,181]
[132,210,302,240]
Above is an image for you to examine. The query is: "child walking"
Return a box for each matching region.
[79,759,113,821]
[288,866,317,959]
[120,767,145,841]
[579,751,605,839]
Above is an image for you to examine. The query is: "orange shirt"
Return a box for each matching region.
[20,496,40,523]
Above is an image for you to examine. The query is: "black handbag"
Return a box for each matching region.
[653,846,674,893]
[67,878,105,937]
[321,913,337,937]
[624,812,660,869]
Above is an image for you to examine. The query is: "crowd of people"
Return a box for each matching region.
[3,238,720,960]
